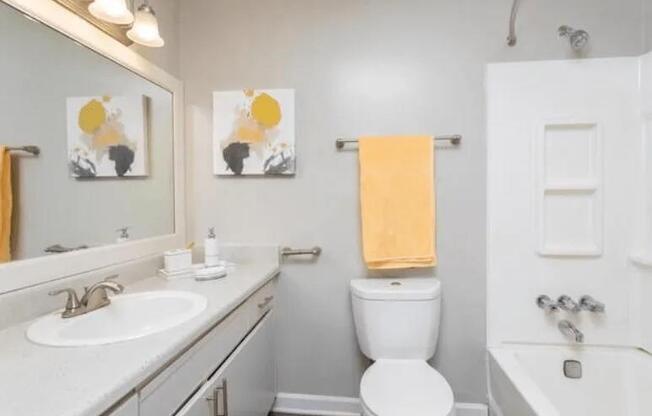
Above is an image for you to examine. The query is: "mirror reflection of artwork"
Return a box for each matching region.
[66,96,149,177]
[213,89,295,176]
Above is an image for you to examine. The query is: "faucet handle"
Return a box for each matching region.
[536,295,559,312]
[557,295,580,312]
[579,295,605,313]
[48,288,81,315]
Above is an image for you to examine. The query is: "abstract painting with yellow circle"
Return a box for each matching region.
[213,89,295,175]
[66,95,148,178]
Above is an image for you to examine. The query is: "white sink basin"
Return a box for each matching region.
[27,291,207,347]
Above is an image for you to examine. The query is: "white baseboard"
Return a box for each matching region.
[273,393,360,416]
[272,392,488,416]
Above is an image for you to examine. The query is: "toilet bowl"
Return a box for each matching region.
[360,360,455,416]
[351,278,455,416]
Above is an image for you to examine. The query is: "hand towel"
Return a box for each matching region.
[0,147,11,263]
[359,136,436,269]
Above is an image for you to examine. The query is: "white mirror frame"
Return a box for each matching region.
[0,0,185,294]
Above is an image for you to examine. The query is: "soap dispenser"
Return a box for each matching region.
[116,227,130,243]
[204,227,220,267]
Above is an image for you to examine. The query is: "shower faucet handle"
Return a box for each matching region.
[536,295,559,312]
[557,295,580,312]
[579,295,605,313]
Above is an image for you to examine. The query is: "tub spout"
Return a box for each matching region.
[558,320,584,343]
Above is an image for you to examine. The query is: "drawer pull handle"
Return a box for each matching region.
[257,296,274,309]
[206,379,228,416]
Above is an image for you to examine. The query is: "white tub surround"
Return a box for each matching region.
[0,246,279,416]
[487,51,652,415]
[489,345,652,416]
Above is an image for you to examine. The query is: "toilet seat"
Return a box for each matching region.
[360,360,455,416]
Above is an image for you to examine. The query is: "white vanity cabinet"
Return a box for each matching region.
[137,280,277,416]
[176,312,276,416]
[108,396,139,416]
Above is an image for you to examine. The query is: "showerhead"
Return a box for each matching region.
[558,25,590,51]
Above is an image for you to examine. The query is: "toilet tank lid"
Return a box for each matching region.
[350,278,441,301]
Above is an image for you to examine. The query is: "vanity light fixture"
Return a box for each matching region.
[88,0,134,25]
[126,2,165,47]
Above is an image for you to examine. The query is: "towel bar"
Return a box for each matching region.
[280,246,322,257]
[335,135,461,150]
[7,145,40,156]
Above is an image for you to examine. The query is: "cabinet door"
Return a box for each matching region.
[176,312,276,416]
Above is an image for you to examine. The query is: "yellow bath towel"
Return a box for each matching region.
[0,147,12,263]
[359,136,436,269]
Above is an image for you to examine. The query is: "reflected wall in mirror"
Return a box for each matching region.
[0,1,175,262]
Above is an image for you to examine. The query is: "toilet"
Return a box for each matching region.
[351,278,455,416]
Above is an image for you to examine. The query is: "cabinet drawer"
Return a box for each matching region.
[139,279,277,416]
[249,280,276,323]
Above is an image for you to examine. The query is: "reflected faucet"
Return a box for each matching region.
[45,244,89,254]
[558,320,584,343]
[49,275,124,319]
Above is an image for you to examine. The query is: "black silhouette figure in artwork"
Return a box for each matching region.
[109,145,135,177]
[223,142,250,175]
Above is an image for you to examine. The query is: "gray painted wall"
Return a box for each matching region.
[646,0,652,52]
[131,0,180,77]
[179,0,644,403]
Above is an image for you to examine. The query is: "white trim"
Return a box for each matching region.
[0,0,185,294]
[272,393,488,416]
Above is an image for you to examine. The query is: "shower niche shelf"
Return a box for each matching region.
[536,120,603,257]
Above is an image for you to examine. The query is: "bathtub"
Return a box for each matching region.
[488,344,652,416]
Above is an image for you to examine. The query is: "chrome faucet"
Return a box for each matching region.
[558,320,584,343]
[49,275,124,319]
[579,295,605,313]
[557,295,581,312]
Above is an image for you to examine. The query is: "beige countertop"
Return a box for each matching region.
[0,258,280,416]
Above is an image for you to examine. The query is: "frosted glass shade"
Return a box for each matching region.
[127,5,165,48]
[88,0,134,25]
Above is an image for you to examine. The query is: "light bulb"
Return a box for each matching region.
[127,4,165,48]
[88,0,134,25]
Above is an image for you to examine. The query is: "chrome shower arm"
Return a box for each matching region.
[507,0,519,46]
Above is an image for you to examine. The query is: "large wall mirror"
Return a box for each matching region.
[0,0,184,293]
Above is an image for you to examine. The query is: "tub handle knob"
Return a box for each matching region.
[536,295,559,312]
[579,295,605,313]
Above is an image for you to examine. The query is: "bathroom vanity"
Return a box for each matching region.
[0,2,284,416]
[0,256,280,416]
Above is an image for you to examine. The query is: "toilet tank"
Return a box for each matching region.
[351,278,442,360]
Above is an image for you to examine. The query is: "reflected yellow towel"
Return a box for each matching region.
[0,147,12,263]
[359,136,436,269]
